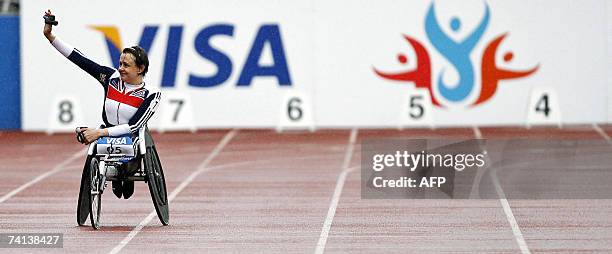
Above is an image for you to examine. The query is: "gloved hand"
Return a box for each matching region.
[43,12,58,26]
[75,127,88,144]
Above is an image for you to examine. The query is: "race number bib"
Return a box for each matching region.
[96,134,136,157]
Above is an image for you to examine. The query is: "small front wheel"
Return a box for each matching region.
[88,157,102,229]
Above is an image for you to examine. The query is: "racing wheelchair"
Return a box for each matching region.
[75,126,169,229]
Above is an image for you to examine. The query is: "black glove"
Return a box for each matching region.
[43,14,58,26]
[75,127,87,144]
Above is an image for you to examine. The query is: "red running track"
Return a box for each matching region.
[0,126,612,253]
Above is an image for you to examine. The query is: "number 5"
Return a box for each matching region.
[409,95,424,119]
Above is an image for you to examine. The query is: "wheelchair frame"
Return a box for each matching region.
[76,126,169,229]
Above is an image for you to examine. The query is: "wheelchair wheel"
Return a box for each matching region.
[145,147,169,225]
[88,157,102,230]
[77,156,92,226]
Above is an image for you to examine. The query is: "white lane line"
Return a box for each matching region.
[108,129,238,254]
[472,126,482,139]
[315,128,357,254]
[0,147,87,203]
[490,169,531,254]
[592,124,611,144]
[472,126,530,254]
[468,126,485,198]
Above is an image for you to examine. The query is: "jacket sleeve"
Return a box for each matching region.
[51,37,116,86]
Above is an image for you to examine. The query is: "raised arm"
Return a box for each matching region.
[43,10,56,43]
[43,10,115,85]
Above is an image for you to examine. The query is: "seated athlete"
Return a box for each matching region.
[43,9,161,199]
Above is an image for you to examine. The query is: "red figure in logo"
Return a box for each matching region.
[374,35,440,106]
[475,33,539,105]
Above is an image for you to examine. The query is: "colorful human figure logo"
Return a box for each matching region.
[476,33,539,105]
[374,1,538,107]
[373,36,439,106]
[425,2,489,102]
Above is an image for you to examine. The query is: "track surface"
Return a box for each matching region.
[1,126,612,253]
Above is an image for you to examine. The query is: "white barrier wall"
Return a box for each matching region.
[21,0,608,131]
[608,1,612,123]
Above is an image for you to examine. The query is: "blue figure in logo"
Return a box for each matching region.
[425,2,490,102]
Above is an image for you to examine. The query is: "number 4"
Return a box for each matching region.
[535,94,550,117]
[527,88,560,127]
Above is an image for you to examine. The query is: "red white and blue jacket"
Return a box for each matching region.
[51,37,161,137]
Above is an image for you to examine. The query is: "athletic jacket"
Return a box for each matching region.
[51,37,160,136]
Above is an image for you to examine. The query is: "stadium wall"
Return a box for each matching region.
[0,15,21,130]
[10,0,612,131]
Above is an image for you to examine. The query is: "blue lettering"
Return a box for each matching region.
[101,24,292,88]
[161,26,184,87]
[103,26,158,69]
[237,25,292,86]
[188,24,234,88]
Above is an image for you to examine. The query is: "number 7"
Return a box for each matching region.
[169,99,184,122]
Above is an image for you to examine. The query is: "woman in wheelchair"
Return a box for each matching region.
[44,9,161,199]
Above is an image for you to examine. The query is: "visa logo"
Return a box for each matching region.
[105,137,129,145]
[91,24,292,88]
